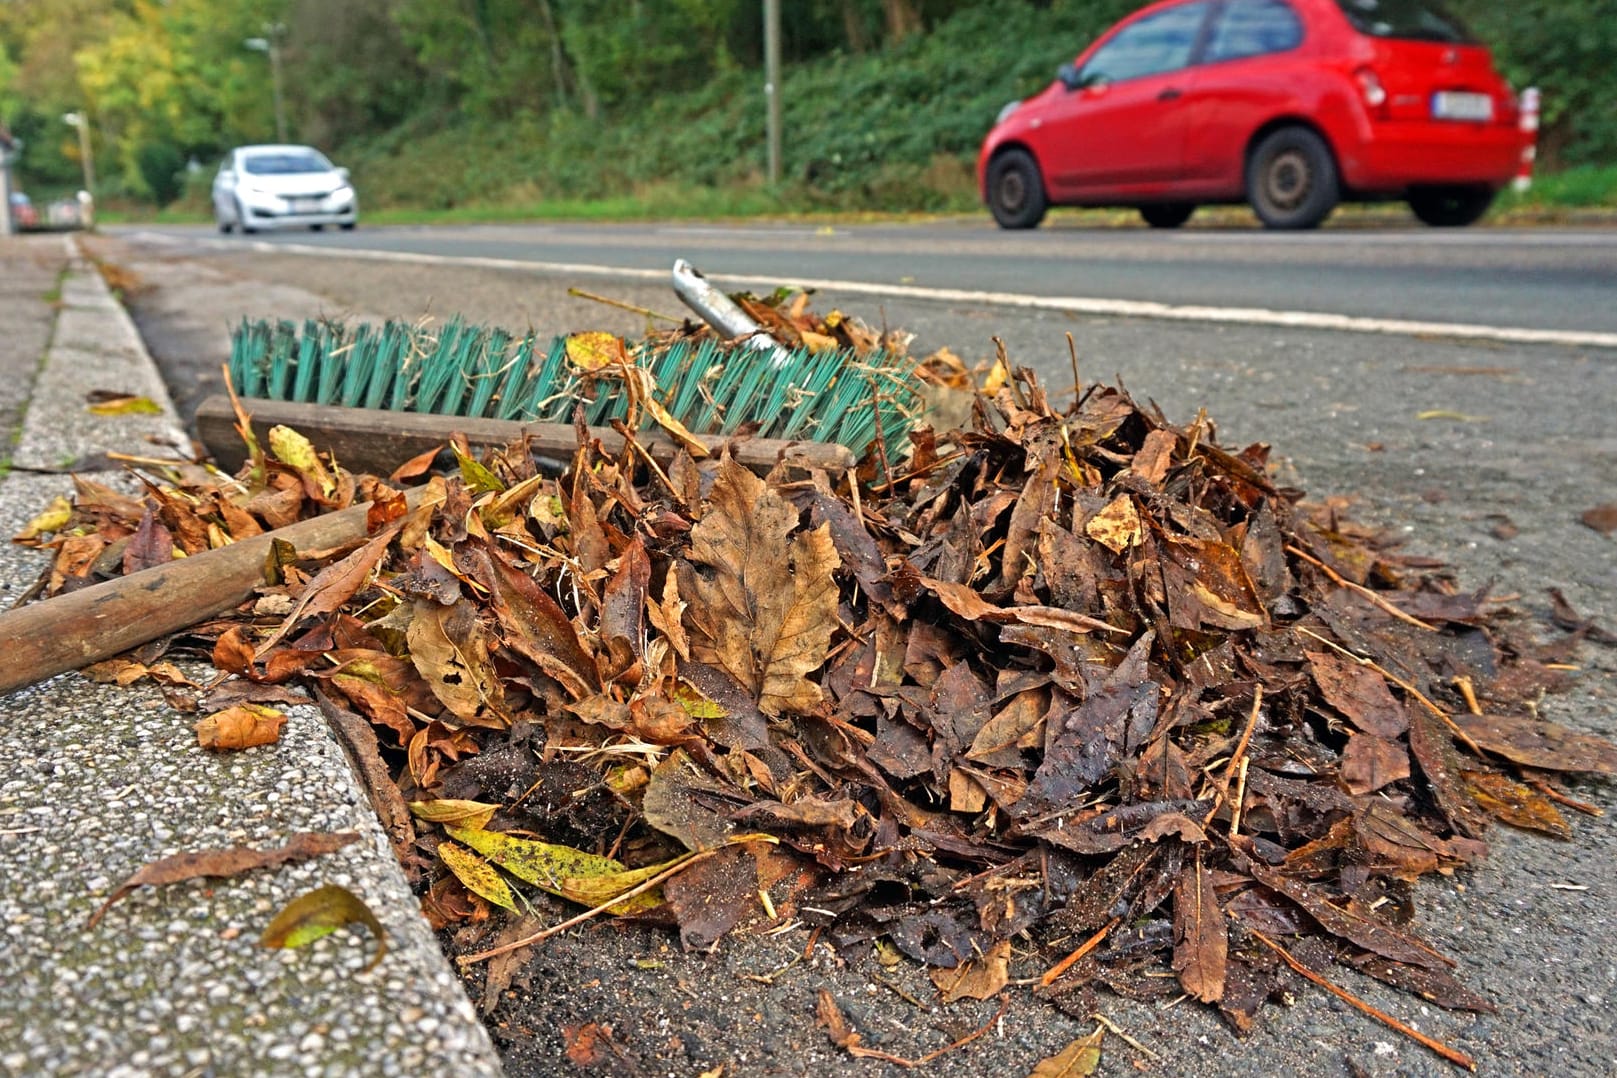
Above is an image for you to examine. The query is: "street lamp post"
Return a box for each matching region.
[245,26,287,143]
[62,111,96,196]
[763,0,781,185]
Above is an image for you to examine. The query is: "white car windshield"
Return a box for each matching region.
[242,150,332,175]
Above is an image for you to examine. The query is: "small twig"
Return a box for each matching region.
[1223,686,1263,789]
[739,952,805,985]
[872,975,928,1009]
[870,380,895,494]
[1295,628,1486,758]
[803,924,824,960]
[1065,332,1081,399]
[1205,688,1263,826]
[1286,544,1438,632]
[1229,756,1251,837]
[1250,929,1475,1072]
[459,836,776,966]
[1527,778,1605,817]
[1453,676,1484,716]
[1088,1013,1160,1062]
[567,286,682,324]
[609,419,683,505]
[1040,916,1119,987]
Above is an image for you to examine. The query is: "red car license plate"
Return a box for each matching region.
[1431,92,1493,122]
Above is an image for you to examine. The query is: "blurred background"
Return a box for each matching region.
[1,0,1613,221]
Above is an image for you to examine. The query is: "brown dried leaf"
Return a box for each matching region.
[1581,503,1617,535]
[473,542,597,699]
[1455,713,1617,774]
[1307,652,1408,738]
[1245,859,1450,970]
[930,937,1011,1002]
[643,748,741,852]
[406,599,509,729]
[1407,705,1488,838]
[1340,733,1411,795]
[122,505,174,574]
[195,704,286,751]
[920,575,1120,635]
[816,989,862,1051]
[88,831,358,928]
[1172,850,1227,1003]
[1028,1026,1104,1078]
[664,844,759,950]
[683,456,840,717]
[257,519,404,656]
[1464,771,1572,839]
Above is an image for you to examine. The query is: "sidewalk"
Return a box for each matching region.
[0,234,504,1078]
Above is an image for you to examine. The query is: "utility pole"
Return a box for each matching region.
[764,0,781,184]
[0,130,15,237]
[245,24,288,143]
[62,112,96,195]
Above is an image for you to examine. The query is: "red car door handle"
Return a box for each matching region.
[1157,87,1183,101]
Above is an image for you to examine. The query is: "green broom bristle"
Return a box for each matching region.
[227,318,924,458]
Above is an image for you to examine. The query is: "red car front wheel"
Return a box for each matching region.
[987,149,1048,230]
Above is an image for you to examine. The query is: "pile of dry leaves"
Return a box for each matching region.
[17,319,1617,1066]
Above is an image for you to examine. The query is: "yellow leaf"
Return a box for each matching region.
[1085,495,1143,554]
[799,330,839,354]
[673,681,726,721]
[983,357,1010,394]
[408,799,500,830]
[87,395,162,416]
[481,473,545,528]
[1028,1027,1104,1078]
[641,392,711,459]
[557,857,685,912]
[438,840,518,911]
[260,884,387,973]
[453,443,505,495]
[16,496,73,540]
[565,331,628,372]
[266,425,336,497]
[445,825,666,914]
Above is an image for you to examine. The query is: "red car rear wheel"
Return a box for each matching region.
[1246,127,1339,230]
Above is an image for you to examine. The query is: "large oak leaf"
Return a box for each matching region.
[680,457,840,717]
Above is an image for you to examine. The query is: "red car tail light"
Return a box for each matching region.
[1354,67,1389,119]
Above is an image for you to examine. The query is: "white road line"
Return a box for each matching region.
[1169,230,1617,248]
[129,230,1617,350]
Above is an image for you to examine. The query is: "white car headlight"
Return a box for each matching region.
[996,100,1021,126]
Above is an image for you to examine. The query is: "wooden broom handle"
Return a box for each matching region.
[193,395,856,477]
[0,490,426,696]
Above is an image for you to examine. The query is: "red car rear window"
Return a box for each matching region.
[1334,0,1475,43]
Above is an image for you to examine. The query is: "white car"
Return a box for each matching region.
[212,144,357,234]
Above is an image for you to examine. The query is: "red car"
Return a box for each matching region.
[977,0,1524,229]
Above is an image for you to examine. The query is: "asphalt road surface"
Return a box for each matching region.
[93,225,1617,1078]
[122,220,1617,343]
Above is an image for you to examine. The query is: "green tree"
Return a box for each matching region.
[1453,0,1617,168]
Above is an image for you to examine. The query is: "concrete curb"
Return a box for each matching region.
[0,236,505,1078]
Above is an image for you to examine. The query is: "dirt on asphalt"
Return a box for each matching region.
[85,231,1617,1078]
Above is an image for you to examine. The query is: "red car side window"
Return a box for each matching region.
[1206,0,1304,63]
[1080,2,1213,85]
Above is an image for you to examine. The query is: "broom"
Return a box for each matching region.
[199,260,925,475]
[5,263,927,692]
